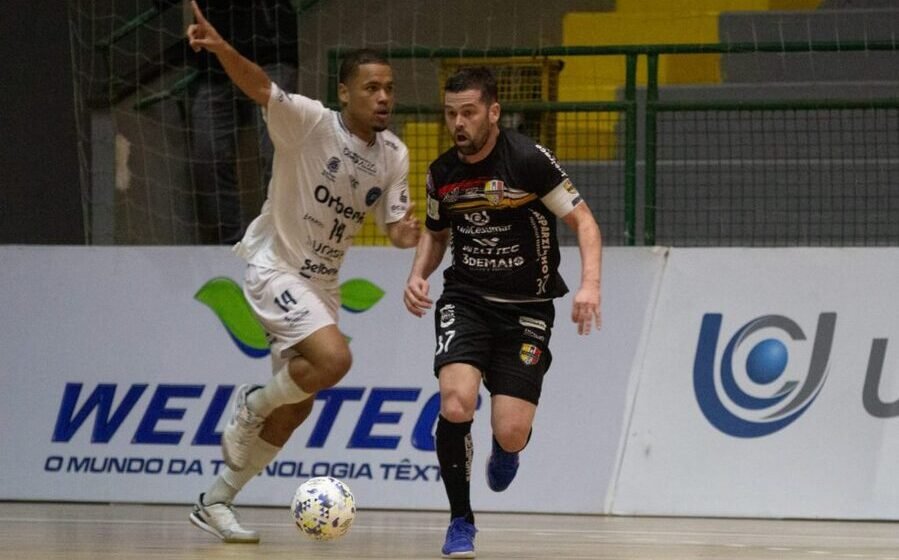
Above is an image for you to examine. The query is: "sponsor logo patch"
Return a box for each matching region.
[439,304,456,328]
[519,316,547,331]
[464,211,490,226]
[427,195,440,220]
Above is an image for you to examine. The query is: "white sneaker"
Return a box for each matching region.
[222,384,265,471]
[189,493,260,543]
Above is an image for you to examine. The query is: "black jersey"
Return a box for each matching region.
[425,129,579,300]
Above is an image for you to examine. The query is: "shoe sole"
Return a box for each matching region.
[442,551,475,559]
[189,511,260,544]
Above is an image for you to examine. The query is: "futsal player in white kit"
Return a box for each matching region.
[183,1,421,542]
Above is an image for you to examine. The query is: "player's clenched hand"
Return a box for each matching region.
[571,284,601,335]
[404,276,432,317]
[389,202,421,248]
[187,0,225,54]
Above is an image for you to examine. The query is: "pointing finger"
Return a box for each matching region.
[190,0,207,23]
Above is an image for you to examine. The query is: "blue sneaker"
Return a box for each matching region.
[441,517,477,558]
[486,438,519,492]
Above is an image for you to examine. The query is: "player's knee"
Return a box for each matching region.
[493,424,530,453]
[316,350,352,389]
[440,394,476,423]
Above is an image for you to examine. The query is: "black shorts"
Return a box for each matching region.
[432,288,555,405]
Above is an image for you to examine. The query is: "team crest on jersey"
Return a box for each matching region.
[322,156,341,181]
[484,180,505,205]
[365,187,382,206]
[519,343,542,366]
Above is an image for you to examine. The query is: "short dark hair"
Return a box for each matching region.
[444,66,498,105]
[339,48,390,84]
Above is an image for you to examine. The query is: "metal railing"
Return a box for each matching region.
[85,19,899,246]
[331,41,899,246]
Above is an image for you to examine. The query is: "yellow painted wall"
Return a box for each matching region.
[560,0,822,100]
[615,0,820,13]
[554,0,820,161]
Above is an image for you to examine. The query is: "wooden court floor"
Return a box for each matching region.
[2,501,899,559]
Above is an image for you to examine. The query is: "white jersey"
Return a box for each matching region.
[234,82,410,287]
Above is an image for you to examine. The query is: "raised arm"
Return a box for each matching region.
[561,202,602,335]
[186,0,271,106]
[403,228,451,317]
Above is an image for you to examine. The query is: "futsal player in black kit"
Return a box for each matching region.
[403,67,603,559]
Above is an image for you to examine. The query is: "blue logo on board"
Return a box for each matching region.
[693,313,835,438]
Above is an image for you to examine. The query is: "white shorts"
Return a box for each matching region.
[243,264,339,369]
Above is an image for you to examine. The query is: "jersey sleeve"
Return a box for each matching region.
[375,142,411,229]
[424,167,449,231]
[530,143,583,218]
[529,143,568,196]
[263,82,327,149]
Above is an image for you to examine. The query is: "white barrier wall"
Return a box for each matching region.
[8,245,899,519]
[0,246,662,513]
[612,248,899,519]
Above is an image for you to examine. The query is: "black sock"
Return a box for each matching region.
[436,415,475,524]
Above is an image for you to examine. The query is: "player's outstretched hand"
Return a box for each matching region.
[187,0,225,54]
[571,285,601,335]
[403,276,432,318]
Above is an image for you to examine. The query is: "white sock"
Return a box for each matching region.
[247,362,312,417]
[205,438,282,504]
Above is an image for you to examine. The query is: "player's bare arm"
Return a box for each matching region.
[562,202,602,335]
[187,0,272,106]
[404,228,450,317]
[387,203,421,248]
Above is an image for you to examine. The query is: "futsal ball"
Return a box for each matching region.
[290,476,356,541]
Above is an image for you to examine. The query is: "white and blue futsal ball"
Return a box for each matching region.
[290,476,356,541]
